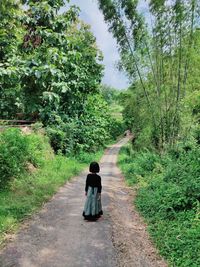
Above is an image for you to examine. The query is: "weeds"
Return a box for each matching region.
[0,128,104,246]
[118,142,200,267]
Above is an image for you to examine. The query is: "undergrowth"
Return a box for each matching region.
[118,143,200,267]
[0,128,103,246]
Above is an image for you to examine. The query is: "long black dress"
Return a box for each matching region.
[82,173,103,220]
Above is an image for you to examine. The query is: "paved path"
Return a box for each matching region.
[0,138,167,267]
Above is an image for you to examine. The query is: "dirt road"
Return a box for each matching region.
[0,138,167,267]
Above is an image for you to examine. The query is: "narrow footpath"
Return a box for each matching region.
[0,138,167,267]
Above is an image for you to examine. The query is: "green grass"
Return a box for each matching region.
[109,103,123,121]
[118,143,200,267]
[0,149,104,247]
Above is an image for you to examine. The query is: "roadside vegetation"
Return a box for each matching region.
[2,0,199,265]
[118,143,200,267]
[0,0,124,246]
[0,127,104,246]
[98,1,200,266]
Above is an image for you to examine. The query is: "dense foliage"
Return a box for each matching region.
[100,2,200,265]
[0,127,104,246]
[0,0,125,189]
[2,1,199,265]
[0,128,51,188]
[20,1,103,118]
[0,0,120,252]
[100,84,125,139]
[118,143,200,266]
[98,0,200,150]
[0,0,24,117]
[0,0,122,156]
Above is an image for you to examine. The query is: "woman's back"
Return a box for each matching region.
[85,173,102,193]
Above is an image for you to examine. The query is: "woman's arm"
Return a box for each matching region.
[85,175,89,194]
[98,176,102,193]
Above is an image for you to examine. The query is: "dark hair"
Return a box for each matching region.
[89,161,100,173]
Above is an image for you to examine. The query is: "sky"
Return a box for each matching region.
[61,0,130,90]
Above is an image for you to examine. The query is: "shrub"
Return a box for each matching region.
[109,118,125,140]
[45,114,75,155]
[26,133,52,167]
[119,142,200,266]
[0,128,53,189]
[118,144,161,185]
[0,128,30,187]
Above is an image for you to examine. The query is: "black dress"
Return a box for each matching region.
[82,173,103,220]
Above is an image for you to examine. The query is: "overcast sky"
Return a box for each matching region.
[61,0,129,90]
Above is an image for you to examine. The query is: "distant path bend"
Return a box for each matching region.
[0,138,167,267]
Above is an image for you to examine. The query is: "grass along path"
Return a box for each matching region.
[0,137,167,267]
[0,150,103,248]
[118,143,200,267]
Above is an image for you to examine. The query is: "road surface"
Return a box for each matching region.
[0,138,167,267]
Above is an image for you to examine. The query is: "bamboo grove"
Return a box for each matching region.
[98,0,200,150]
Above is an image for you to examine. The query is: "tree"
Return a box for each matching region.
[0,0,121,155]
[20,0,103,119]
[0,0,24,118]
[98,0,200,150]
[100,84,118,105]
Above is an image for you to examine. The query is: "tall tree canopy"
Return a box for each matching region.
[0,0,24,116]
[0,0,118,154]
[20,0,103,119]
[0,0,104,119]
[98,0,200,149]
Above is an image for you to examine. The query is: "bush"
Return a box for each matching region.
[118,142,200,266]
[0,128,52,189]
[0,144,104,245]
[132,126,153,150]
[26,133,52,167]
[46,126,69,154]
[45,114,75,155]
[118,144,161,185]
[0,128,30,188]
[75,148,104,164]
[109,118,125,140]
[43,94,114,155]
